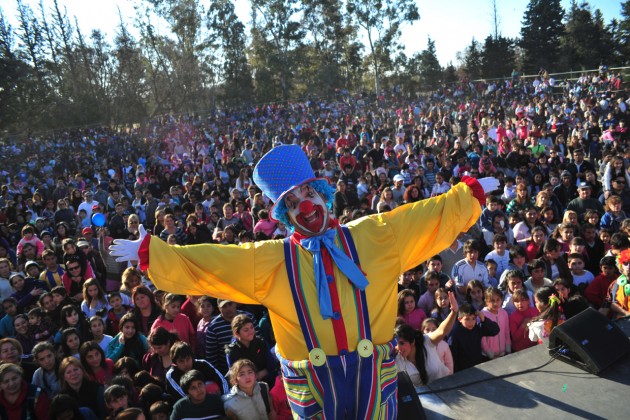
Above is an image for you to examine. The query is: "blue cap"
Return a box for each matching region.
[253,145,325,219]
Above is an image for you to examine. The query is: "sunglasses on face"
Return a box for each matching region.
[67,265,81,271]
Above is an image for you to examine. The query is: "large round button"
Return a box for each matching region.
[309,348,326,367]
[332,311,341,320]
[357,339,374,358]
[326,274,334,283]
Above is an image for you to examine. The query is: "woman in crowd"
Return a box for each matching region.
[58,356,106,418]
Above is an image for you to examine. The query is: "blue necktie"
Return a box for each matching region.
[300,229,369,319]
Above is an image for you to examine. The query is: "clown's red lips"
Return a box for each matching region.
[296,201,326,233]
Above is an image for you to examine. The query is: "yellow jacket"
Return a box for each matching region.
[144,182,481,361]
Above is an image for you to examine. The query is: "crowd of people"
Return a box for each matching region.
[1,65,630,419]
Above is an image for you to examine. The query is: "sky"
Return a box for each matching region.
[2,0,623,67]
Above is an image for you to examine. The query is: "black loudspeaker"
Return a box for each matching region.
[397,371,426,420]
[549,307,630,374]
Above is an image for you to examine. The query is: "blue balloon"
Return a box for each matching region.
[92,213,106,227]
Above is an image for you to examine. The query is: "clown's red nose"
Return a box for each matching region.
[299,200,314,214]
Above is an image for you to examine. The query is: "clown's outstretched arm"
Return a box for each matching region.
[110,225,279,304]
[350,176,498,274]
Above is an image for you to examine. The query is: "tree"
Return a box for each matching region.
[618,1,630,65]
[559,1,610,71]
[519,0,564,73]
[346,0,419,93]
[417,37,442,88]
[481,35,515,79]
[207,0,253,107]
[458,38,483,80]
[249,0,304,101]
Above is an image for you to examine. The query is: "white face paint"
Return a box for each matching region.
[283,183,330,237]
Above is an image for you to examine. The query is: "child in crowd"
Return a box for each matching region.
[150,401,173,420]
[0,297,18,337]
[54,304,92,343]
[16,225,45,259]
[31,341,61,398]
[485,234,511,280]
[171,369,226,420]
[453,239,490,295]
[528,286,566,343]
[195,296,215,359]
[417,271,441,316]
[431,287,451,324]
[567,253,594,291]
[509,289,540,352]
[465,280,486,311]
[104,384,130,418]
[481,287,511,360]
[599,228,612,253]
[27,307,55,343]
[89,315,113,352]
[13,314,36,355]
[524,258,552,294]
[40,250,64,290]
[501,270,534,315]
[584,256,619,309]
[480,196,505,231]
[151,293,195,351]
[80,340,114,385]
[397,289,426,331]
[600,194,626,233]
[422,318,454,375]
[142,327,177,383]
[106,312,149,362]
[552,278,574,301]
[448,303,500,372]
[165,341,228,400]
[60,327,82,358]
[222,359,276,420]
[225,315,272,385]
[485,259,499,288]
[80,278,110,319]
[105,291,131,336]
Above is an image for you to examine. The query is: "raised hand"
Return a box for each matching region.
[477,177,500,195]
[110,224,147,263]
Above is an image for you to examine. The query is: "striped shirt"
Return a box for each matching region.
[205,310,256,375]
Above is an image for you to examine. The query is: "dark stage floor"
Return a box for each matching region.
[416,318,630,419]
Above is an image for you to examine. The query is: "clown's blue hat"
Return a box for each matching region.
[253,145,325,219]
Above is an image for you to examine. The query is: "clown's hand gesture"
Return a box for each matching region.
[110,224,147,263]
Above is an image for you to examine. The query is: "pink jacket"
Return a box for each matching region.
[481,308,511,357]
[400,308,427,331]
[151,313,195,352]
[17,236,45,257]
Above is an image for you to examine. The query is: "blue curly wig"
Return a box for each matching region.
[271,179,336,232]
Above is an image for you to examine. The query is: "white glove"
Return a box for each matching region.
[478,177,500,195]
[110,225,147,263]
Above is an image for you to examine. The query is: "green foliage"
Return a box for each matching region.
[1,0,629,136]
[559,1,613,71]
[481,35,515,79]
[519,0,565,73]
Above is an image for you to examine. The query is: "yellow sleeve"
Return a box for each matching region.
[145,237,285,305]
[348,182,481,274]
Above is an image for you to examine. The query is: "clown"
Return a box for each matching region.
[612,249,630,318]
[111,145,498,419]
